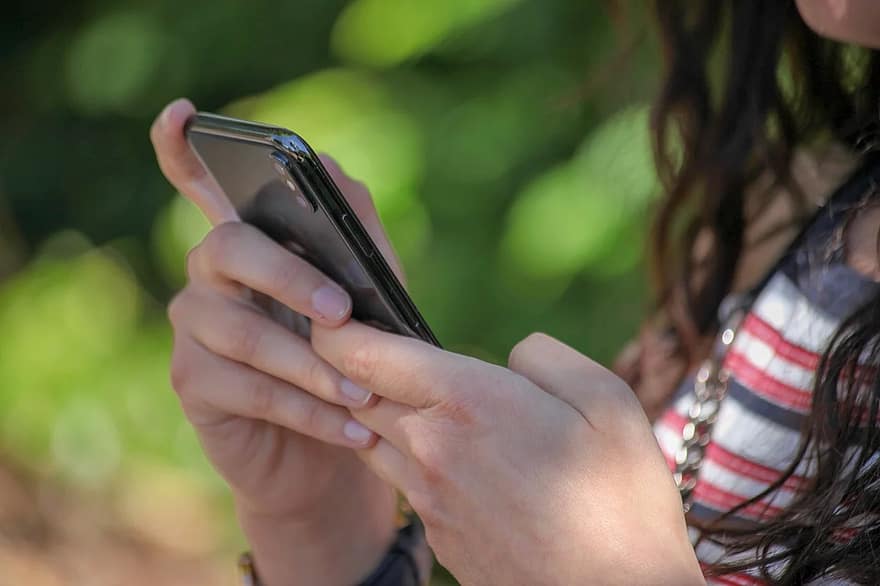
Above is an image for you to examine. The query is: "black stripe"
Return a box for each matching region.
[726,378,807,431]
[689,502,775,528]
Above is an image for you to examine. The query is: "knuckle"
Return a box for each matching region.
[438,395,479,427]
[295,396,325,435]
[435,369,483,426]
[593,371,642,427]
[202,222,242,266]
[166,291,188,326]
[410,435,448,487]
[168,351,191,395]
[597,368,631,398]
[227,312,264,363]
[304,356,333,398]
[342,343,379,387]
[507,332,547,370]
[247,375,278,420]
[268,257,302,299]
[608,375,640,411]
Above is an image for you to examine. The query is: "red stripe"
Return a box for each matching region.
[710,576,744,586]
[728,573,766,586]
[735,574,767,586]
[692,481,784,519]
[705,443,806,491]
[709,574,766,586]
[725,351,812,412]
[657,411,806,490]
[833,527,857,543]
[660,408,687,433]
[740,314,820,370]
[742,314,878,393]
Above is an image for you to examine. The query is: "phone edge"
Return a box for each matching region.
[185,113,441,347]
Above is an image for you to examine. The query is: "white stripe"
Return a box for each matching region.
[699,458,797,508]
[752,274,836,353]
[694,538,760,567]
[806,576,853,585]
[653,418,683,459]
[695,539,788,581]
[672,388,697,416]
[733,329,816,392]
[711,397,815,477]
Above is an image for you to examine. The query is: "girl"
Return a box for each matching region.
[152,1,880,583]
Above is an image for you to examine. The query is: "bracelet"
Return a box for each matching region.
[238,551,261,586]
[238,518,429,586]
[358,518,426,586]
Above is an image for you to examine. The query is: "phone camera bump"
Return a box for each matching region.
[270,150,315,212]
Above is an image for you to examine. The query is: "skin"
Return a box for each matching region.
[152,6,880,584]
[796,0,880,49]
[153,99,399,585]
[153,100,703,585]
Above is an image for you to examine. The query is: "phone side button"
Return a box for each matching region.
[341,213,374,258]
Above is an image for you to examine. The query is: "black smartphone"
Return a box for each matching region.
[185,112,439,346]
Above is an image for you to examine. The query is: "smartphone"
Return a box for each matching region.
[185,112,439,346]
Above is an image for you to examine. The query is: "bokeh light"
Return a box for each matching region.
[0,1,657,583]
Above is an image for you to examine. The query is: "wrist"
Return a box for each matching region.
[236,482,397,586]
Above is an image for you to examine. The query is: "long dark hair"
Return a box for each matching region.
[651,1,880,583]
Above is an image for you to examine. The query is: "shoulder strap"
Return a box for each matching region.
[741,152,880,306]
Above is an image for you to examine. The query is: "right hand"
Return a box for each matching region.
[613,323,687,422]
[151,99,402,584]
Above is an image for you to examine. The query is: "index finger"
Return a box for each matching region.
[311,321,466,409]
[149,98,239,226]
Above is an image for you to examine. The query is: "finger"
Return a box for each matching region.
[356,437,409,493]
[169,288,371,409]
[318,154,406,284]
[349,398,416,454]
[150,98,239,225]
[311,320,471,409]
[188,222,353,326]
[170,334,376,448]
[508,333,639,425]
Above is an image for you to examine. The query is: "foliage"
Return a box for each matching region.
[0,0,658,581]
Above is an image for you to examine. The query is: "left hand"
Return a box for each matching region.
[311,324,704,586]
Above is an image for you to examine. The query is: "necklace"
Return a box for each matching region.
[669,153,880,511]
[673,297,750,512]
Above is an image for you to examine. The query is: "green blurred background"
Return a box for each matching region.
[0,1,659,583]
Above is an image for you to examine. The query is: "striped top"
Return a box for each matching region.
[653,160,880,585]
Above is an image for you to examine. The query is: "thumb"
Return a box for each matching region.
[150,98,240,226]
[508,333,642,427]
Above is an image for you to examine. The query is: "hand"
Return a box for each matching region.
[152,98,402,585]
[311,324,705,586]
[613,324,687,422]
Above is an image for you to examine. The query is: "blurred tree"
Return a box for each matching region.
[0,1,657,583]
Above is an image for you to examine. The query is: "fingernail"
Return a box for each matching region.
[312,285,351,321]
[161,98,192,128]
[341,379,372,405]
[343,420,373,444]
